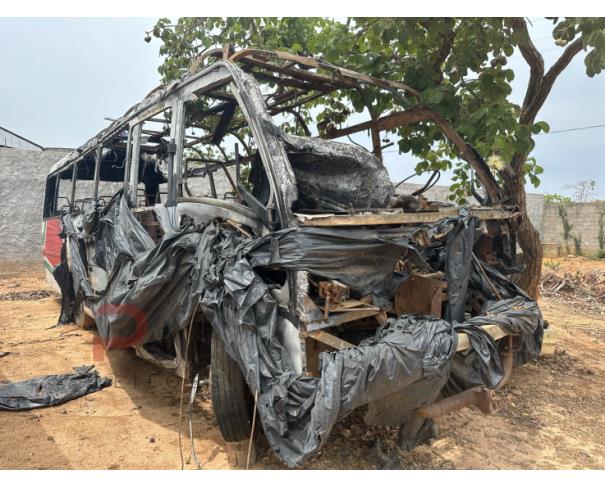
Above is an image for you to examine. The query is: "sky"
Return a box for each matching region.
[1,17,604,198]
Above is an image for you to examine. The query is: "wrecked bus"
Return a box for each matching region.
[42,48,543,467]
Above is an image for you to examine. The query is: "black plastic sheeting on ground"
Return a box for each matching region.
[0,365,111,411]
[55,193,544,466]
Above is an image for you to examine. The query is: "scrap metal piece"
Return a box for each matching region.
[394,273,445,318]
[318,280,349,305]
[418,386,496,418]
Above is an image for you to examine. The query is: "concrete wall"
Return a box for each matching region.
[0,147,71,267]
[1,144,602,266]
[541,201,605,257]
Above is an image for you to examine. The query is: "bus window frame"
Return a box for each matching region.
[125,103,177,209]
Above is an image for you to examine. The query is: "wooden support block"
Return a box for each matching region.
[541,327,557,356]
[456,324,509,352]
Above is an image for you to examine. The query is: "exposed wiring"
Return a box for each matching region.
[395,169,440,191]
[346,135,368,151]
[536,123,605,135]
[394,172,420,189]
[412,170,441,196]
[177,302,199,469]
[246,388,259,470]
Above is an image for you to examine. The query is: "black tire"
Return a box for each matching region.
[210,332,253,442]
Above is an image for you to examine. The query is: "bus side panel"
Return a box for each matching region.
[42,217,63,291]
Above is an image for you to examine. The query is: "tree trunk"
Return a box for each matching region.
[503,172,542,300]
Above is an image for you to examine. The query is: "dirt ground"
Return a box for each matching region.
[1,258,604,470]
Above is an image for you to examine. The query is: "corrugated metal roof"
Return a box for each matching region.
[0,126,43,151]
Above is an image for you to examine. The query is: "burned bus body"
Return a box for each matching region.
[42,48,543,467]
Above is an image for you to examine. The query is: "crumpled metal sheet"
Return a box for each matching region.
[0,365,111,411]
[282,134,395,211]
[56,193,544,467]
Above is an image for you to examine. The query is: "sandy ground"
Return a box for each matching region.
[1,259,604,470]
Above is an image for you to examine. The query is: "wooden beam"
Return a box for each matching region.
[297,208,517,227]
[307,330,354,350]
[456,325,510,352]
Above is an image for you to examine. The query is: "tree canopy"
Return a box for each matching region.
[149,17,605,296]
[150,17,605,203]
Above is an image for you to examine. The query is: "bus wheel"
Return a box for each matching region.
[210,331,255,448]
[74,300,95,330]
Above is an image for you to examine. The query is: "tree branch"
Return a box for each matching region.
[428,111,504,204]
[525,36,584,122]
[322,106,433,139]
[432,20,457,82]
[511,17,544,120]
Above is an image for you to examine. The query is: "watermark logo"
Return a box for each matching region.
[92,303,149,362]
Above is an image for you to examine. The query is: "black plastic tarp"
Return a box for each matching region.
[0,365,111,411]
[56,193,544,466]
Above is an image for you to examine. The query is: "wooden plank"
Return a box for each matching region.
[296,209,516,227]
[456,325,509,352]
[307,309,381,332]
[307,330,354,350]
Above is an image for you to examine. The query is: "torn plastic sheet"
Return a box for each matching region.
[0,365,111,411]
[56,193,543,466]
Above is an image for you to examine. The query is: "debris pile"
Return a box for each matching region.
[0,289,57,301]
[541,269,605,316]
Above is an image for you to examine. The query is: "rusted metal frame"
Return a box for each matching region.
[204,160,217,199]
[184,116,248,148]
[92,145,102,201]
[264,86,306,107]
[251,70,324,94]
[145,116,171,124]
[200,90,237,102]
[420,336,515,419]
[230,49,421,97]
[187,100,235,122]
[268,90,329,115]
[70,159,78,210]
[186,155,254,166]
[394,272,446,318]
[216,145,240,199]
[419,386,496,417]
[233,54,357,92]
[322,107,433,140]
[141,128,169,137]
